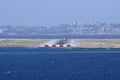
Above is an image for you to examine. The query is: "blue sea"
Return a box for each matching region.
[0,48,120,80]
[1,34,120,39]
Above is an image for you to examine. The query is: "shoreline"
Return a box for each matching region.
[0,39,120,48]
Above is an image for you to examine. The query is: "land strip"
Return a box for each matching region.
[0,39,120,48]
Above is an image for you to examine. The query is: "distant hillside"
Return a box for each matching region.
[0,22,120,35]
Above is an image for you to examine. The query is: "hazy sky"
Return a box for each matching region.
[0,0,120,26]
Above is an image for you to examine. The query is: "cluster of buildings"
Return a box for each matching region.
[0,21,120,35]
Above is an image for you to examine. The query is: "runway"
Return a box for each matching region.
[0,39,120,48]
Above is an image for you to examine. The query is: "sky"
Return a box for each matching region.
[0,0,120,26]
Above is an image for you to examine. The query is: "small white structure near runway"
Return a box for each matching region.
[44,44,72,48]
[44,39,76,48]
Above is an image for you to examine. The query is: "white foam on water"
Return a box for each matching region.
[3,71,11,74]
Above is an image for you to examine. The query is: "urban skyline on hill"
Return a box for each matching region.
[0,21,120,35]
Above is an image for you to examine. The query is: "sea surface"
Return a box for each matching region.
[0,48,120,80]
[1,34,120,39]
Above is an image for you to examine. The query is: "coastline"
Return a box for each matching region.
[0,39,120,48]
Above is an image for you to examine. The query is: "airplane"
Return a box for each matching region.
[55,38,68,44]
